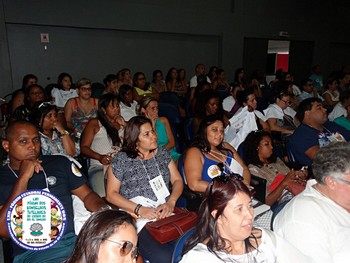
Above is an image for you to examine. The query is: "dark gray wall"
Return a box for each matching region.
[0,0,349,97]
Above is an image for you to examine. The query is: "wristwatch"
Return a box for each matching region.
[60,130,70,137]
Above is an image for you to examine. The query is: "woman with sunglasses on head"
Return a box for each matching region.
[106,116,183,263]
[80,93,125,197]
[64,78,99,141]
[263,89,299,135]
[65,209,139,263]
[243,131,307,208]
[180,176,311,263]
[184,114,251,194]
[31,101,75,157]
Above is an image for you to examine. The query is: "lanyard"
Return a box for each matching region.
[8,163,49,190]
[207,151,235,174]
[140,152,162,181]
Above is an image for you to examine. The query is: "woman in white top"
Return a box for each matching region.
[237,87,270,132]
[180,176,311,263]
[264,90,299,135]
[322,77,339,108]
[80,93,125,197]
[118,84,138,121]
[51,73,77,111]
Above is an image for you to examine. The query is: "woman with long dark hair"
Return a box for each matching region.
[65,209,138,263]
[80,93,125,197]
[184,114,251,193]
[180,176,310,262]
[106,116,183,263]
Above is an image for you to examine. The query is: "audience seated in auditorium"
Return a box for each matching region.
[211,68,230,93]
[189,64,211,89]
[116,68,133,88]
[206,66,217,82]
[51,73,77,111]
[297,78,323,103]
[132,72,159,103]
[102,74,118,95]
[288,97,350,167]
[106,116,183,263]
[243,131,307,207]
[232,67,246,88]
[193,90,227,134]
[80,93,125,197]
[0,120,106,262]
[336,71,350,93]
[222,84,242,117]
[10,74,38,113]
[151,70,166,93]
[328,89,350,121]
[65,209,139,263]
[180,176,310,263]
[236,87,270,132]
[165,67,188,97]
[177,68,188,90]
[184,114,251,193]
[264,90,299,135]
[274,142,350,263]
[334,104,350,131]
[322,77,339,109]
[64,78,98,142]
[308,64,324,94]
[31,101,75,157]
[118,84,138,121]
[139,96,181,162]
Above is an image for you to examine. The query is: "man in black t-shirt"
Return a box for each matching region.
[0,120,106,262]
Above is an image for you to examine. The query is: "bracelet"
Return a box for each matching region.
[134,204,142,216]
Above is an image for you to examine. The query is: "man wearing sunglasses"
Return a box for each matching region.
[297,78,324,103]
[0,120,107,262]
[274,142,350,262]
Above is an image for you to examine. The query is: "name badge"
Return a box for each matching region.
[149,175,170,204]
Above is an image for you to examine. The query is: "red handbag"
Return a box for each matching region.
[145,207,197,244]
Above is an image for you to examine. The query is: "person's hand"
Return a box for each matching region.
[53,121,64,133]
[156,201,175,219]
[99,154,111,165]
[138,206,157,220]
[18,159,42,179]
[115,115,126,127]
[282,169,297,187]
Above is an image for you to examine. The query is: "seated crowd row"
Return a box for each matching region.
[0,64,349,262]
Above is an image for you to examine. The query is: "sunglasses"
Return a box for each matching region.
[38,101,55,109]
[79,87,92,92]
[105,240,138,259]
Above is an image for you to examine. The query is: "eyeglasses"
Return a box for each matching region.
[281,99,292,106]
[105,240,138,259]
[79,87,92,92]
[336,177,350,185]
[38,101,55,109]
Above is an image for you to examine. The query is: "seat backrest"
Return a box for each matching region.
[158,102,181,124]
[184,118,194,142]
[171,227,196,263]
[159,92,181,107]
[250,175,267,203]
